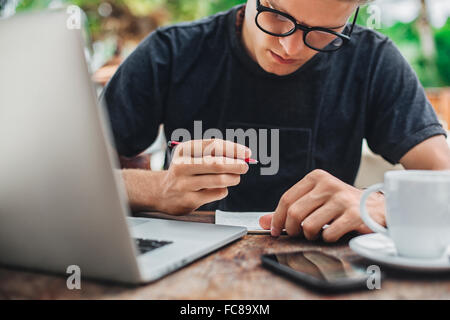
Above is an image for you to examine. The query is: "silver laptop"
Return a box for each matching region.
[0,9,246,284]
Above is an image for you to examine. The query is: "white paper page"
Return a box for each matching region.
[215,210,328,235]
[215,210,272,234]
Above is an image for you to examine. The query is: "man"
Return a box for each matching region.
[101,0,450,242]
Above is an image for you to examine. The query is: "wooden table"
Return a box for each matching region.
[1,211,450,300]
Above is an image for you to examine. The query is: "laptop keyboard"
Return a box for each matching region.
[134,238,173,255]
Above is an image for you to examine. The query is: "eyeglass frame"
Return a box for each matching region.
[255,0,360,52]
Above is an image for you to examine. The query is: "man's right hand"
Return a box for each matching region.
[122,139,251,215]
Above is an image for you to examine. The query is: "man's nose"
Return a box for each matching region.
[278,30,305,57]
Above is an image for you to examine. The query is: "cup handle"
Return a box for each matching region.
[360,183,388,235]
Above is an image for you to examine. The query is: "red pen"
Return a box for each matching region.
[168,140,258,164]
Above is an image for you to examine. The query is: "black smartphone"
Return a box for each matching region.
[261,250,374,293]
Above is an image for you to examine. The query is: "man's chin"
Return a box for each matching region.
[257,55,303,76]
[262,63,301,77]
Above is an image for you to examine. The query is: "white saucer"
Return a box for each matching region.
[349,233,450,272]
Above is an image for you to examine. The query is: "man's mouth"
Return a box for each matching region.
[270,51,297,65]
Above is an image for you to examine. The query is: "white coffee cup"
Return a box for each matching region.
[360,170,450,259]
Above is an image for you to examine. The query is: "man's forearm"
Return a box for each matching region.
[121,169,166,212]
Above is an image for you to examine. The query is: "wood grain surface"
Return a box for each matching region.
[1,211,450,300]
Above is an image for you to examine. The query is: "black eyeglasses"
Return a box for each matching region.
[255,0,360,52]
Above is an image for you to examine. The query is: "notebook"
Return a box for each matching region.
[215,210,273,234]
[215,210,328,235]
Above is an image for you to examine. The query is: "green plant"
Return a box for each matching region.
[435,19,450,86]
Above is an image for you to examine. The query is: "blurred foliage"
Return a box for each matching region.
[435,20,450,86]
[381,19,450,87]
[9,0,450,87]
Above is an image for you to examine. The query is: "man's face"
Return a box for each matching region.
[242,0,358,76]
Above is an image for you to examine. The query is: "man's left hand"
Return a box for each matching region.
[259,169,386,242]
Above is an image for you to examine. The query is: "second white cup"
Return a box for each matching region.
[360,170,450,259]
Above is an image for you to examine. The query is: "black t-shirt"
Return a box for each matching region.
[101,5,446,212]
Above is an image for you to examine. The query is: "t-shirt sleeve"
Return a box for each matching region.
[100,30,171,158]
[365,38,447,165]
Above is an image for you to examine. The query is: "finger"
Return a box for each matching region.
[300,203,339,240]
[174,140,207,158]
[188,174,241,191]
[171,156,249,175]
[270,179,316,237]
[284,208,303,236]
[195,187,229,204]
[203,139,252,160]
[274,188,325,237]
[176,139,251,160]
[321,212,357,243]
[188,156,249,175]
[259,213,273,230]
[270,204,287,237]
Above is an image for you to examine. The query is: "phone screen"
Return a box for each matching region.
[263,250,368,284]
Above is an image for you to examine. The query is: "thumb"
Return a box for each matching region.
[259,213,273,230]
